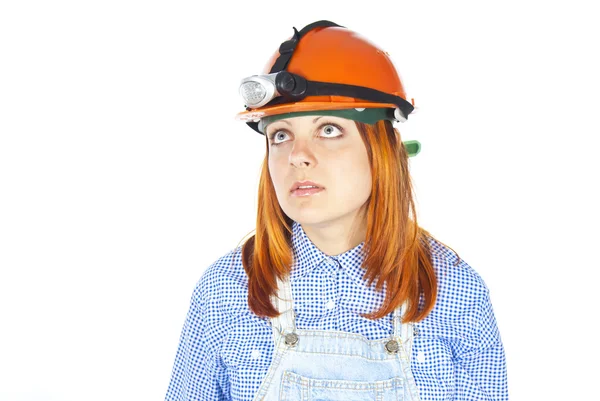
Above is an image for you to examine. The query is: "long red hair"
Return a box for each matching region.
[238,119,461,322]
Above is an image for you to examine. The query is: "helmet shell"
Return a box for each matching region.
[237,26,411,121]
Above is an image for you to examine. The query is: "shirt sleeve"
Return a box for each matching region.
[452,283,508,400]
[165,286,229,401]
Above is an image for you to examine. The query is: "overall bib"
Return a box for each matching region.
[252,276,422,401]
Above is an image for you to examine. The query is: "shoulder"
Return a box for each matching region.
[423,236,491,321]
[418,236,504,356]
[191,245,250,317]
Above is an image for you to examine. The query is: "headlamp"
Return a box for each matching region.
[240,71,308,109]
[239,73,280,109]
[239,71,413,122]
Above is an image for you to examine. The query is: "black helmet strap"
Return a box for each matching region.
[269,20,343,74]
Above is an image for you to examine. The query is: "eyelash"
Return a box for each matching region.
[267,123,345,146]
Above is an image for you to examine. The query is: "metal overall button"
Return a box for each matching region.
[284,333,299,347]
[385,339,399,354]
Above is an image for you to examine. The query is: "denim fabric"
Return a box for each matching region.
[165,221,508,400]
[252,275,421,401]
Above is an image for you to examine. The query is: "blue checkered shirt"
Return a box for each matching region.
[165,221,508,400]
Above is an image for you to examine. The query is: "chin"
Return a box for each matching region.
[285,209,337,227]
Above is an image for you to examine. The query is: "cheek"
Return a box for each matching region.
[329,154,372,193]
[268,154,285,191]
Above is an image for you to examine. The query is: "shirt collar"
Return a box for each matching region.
[289,221,368,285]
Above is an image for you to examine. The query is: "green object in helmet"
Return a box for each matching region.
[402,140,421,158]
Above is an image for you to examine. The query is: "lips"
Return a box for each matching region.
[290,180,324,192]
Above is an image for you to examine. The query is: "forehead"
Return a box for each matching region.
[271,115,328,125]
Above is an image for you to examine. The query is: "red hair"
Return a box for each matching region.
[239,119,461,322]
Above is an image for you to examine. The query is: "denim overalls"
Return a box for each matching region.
[252,275,421,401]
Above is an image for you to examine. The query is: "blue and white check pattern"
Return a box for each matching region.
[165,221,508,400]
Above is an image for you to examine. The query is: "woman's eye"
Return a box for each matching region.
[321,124,342,137]
[268,123,343,146]
[269,130,289,145]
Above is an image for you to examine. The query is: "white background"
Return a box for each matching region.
[1,1,598,400]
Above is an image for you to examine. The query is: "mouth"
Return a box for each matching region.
[290,180,324,193]
[290,187,324,197]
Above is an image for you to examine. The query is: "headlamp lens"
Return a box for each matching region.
[240,81,267,107]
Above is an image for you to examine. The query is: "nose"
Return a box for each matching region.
[289,140,317,168]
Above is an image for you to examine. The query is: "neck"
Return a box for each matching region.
[300,210,367,256]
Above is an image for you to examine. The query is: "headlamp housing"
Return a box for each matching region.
[239,73,280,109]
[240,72,310,109]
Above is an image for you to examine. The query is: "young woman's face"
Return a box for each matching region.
[266,115,372,229]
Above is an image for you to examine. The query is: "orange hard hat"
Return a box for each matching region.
[236,20,415,131]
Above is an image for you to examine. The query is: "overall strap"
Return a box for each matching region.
[393,302,415,359]
[268,276,296,345]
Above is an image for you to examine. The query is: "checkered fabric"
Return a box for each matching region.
[165,221,508,400]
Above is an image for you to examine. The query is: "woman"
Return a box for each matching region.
[165,21,508,401]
